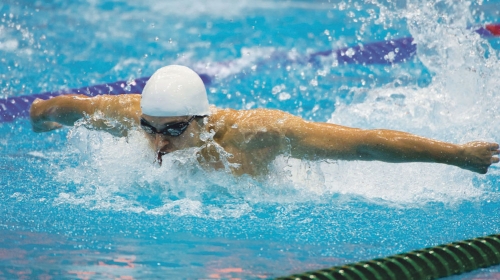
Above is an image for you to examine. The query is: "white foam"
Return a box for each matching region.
[53,126,255,217]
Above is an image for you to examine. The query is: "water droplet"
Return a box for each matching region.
[278,92,291,101]
[345,48,356,57]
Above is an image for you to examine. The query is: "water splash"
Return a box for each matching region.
[327,0,500,206]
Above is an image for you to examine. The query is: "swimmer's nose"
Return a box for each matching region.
[154,134,170,151]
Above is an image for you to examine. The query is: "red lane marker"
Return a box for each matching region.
[485,24,500,36]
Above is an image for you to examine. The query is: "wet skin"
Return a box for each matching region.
[30,94,500,176]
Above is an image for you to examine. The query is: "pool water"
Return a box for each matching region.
[1,0,500,278]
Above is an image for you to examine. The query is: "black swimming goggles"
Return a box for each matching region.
[140,116,202,137]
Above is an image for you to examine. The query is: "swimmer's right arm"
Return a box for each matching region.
[30,94,142,136]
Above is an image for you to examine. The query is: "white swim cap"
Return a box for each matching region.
[140,65,211,116]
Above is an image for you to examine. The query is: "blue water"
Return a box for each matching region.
[2,0,500,278]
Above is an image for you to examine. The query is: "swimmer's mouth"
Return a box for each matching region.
[156,151,167,166]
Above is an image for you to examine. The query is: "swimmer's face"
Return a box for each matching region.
[140,114,203,162]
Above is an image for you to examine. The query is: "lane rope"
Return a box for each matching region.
[276,234,500,280]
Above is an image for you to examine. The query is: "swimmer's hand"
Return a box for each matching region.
[30,98,63,132]
[458,141,499,174]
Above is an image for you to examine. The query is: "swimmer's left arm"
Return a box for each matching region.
[282,114,499,174]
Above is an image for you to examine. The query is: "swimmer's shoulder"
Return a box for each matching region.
[208,107,237,120]
[208,107,298,133]
[210,107,294,120]
[206,107,238,131]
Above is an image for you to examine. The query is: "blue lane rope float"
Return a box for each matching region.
[1,24,499,123]
[276,234,500,280]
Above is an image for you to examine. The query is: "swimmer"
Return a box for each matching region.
[30,65,499,176]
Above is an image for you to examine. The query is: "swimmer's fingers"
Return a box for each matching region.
[491,143,499,164]
[461,142,500,173]
[490,144,499,162]
[489,143,500,151]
